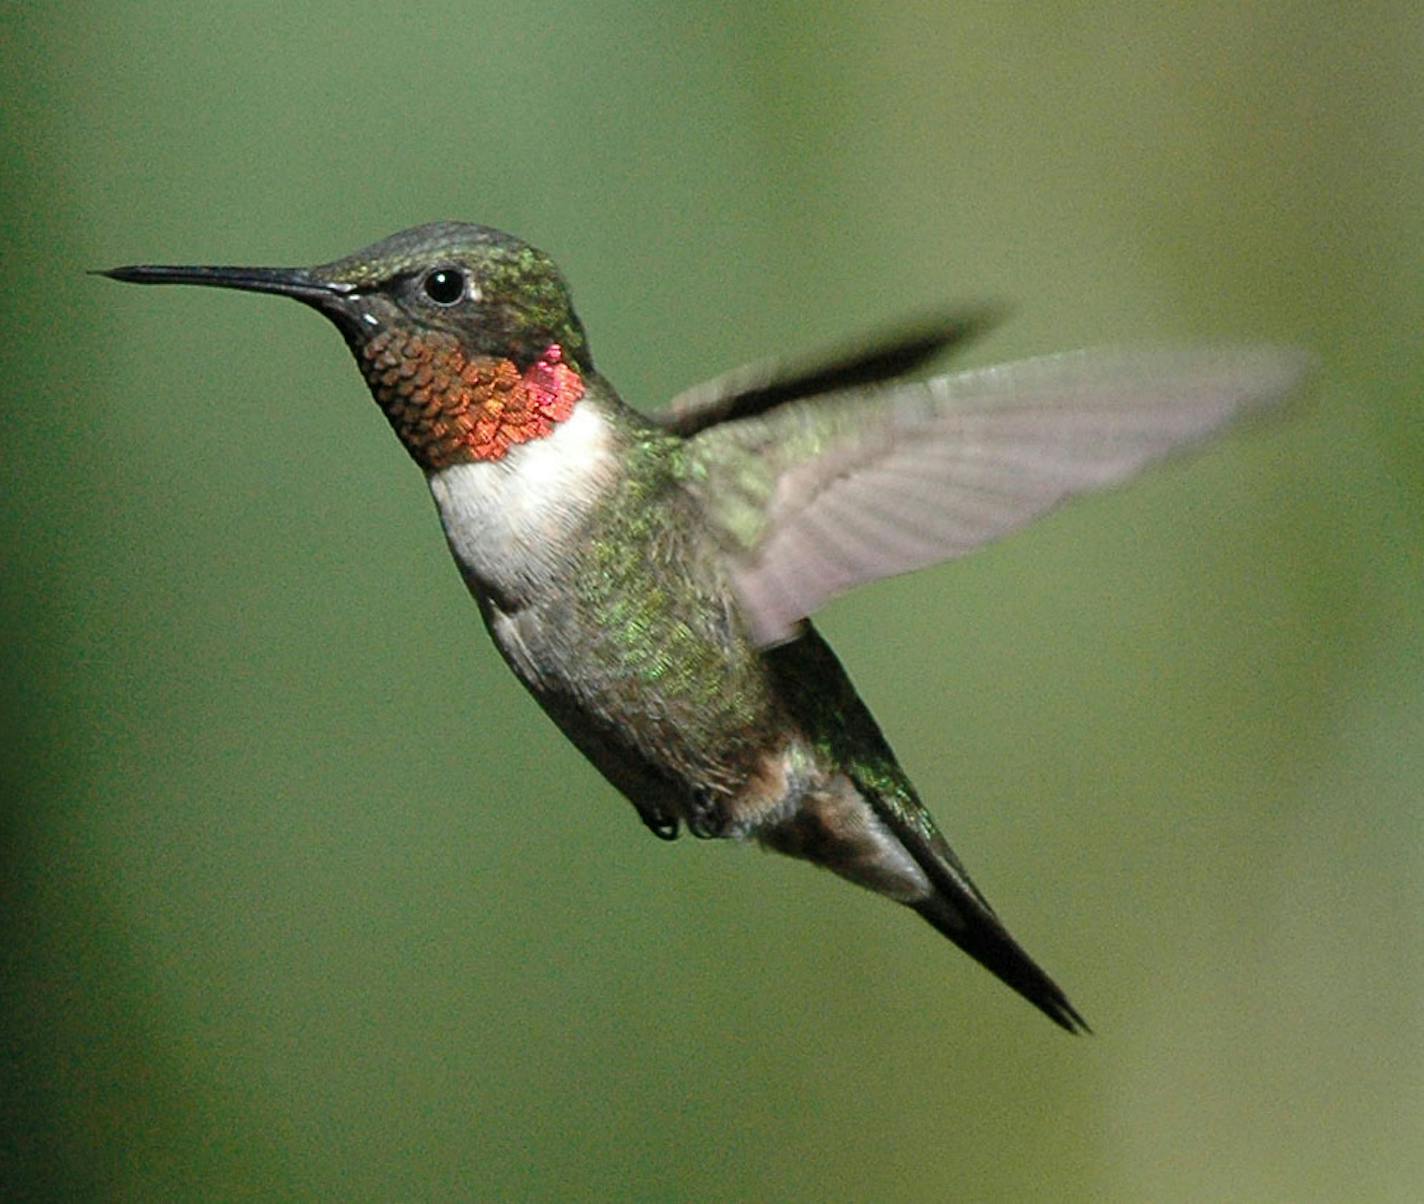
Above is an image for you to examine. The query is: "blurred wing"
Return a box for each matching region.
[686,345,1313,646]
[655,309,999,437]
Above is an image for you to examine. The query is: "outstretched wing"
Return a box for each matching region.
[655,309,999,437]
[684,345,1312,646]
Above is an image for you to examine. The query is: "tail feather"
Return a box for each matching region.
[913,893,1090,1034]
[763,627,1088,1031]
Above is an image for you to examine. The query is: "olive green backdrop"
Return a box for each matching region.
[5,3,1421,1200]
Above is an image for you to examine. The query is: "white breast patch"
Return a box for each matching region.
[425,403,614,599]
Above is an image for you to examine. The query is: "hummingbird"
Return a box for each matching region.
[100,222,1309,1032]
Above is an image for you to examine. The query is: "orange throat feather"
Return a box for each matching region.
[360,330,585,469]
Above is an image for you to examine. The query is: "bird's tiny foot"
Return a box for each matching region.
[686,788,728,839]
[640,809,680,841]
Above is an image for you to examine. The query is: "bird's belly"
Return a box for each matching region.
[481,590,798,835]
[484,592,930,902]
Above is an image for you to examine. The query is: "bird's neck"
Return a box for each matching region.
[423,384,640,605]
[358,329,585,470]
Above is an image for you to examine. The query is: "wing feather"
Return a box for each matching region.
[657,309,999,437]
[685,345,1312,645]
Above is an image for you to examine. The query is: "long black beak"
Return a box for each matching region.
[93,263,356,305]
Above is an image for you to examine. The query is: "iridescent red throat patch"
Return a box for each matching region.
[360,331,585,469]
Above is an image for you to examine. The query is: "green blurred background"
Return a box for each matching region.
[4,3,1421,1199]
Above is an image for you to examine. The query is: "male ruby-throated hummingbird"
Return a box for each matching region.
[101,223,1309,1031]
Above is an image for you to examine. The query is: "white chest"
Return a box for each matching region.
[425,403,615,600]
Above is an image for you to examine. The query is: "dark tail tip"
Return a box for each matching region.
[914,900,1091,1035]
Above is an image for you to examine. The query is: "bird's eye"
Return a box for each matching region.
[422,268,466,306]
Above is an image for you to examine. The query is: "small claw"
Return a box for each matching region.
[641,812,680,841]
[686,789,728,839]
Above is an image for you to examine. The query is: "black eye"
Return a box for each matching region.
[422,268,466,305]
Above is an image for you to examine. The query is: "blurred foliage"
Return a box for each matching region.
[3,3,1421,1200]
